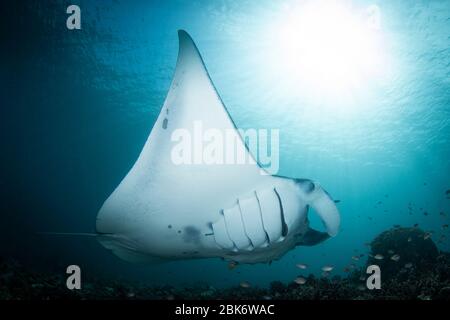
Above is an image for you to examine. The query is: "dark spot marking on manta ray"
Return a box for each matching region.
[168,224,172,229]
[162,118,168,129]
[177,230,182,234]
[182,226,201,244]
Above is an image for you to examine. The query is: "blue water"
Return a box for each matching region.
[2,0,449,288]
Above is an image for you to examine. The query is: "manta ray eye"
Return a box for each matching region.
[297,179,315,193]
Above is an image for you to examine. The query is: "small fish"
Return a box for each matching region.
[296,263,308,270]
[418,294,431,301]
[391,254,400,262]
[262,295,272,300]
[408,237,412,242]
[440,212,447,217]
[228,261,237,270]
[321,271,330,277]
[445,189,450,195]
[404,263,413,269]
[368,217,373,220]
[343,267,350,273]
[240,281,251,288]
[359,276,366,281]
[334,200,341,203]
[424,212,429,216]
[322,265,334,272]
[357,285,366,291]
[359,254,365,258]
[388,250,394,254]
[442,224,448,230]
[423,233,432,240]
[374,254,384,260]
[351,255,360,261]
[413,223,419,228]
[294,277,307,285]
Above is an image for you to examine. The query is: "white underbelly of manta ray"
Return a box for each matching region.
[95,30,340,264]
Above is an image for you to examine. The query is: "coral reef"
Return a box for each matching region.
[367,227,439,279]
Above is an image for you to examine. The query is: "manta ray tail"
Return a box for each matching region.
[37,232,100,237]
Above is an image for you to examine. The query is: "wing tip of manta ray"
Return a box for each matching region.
[177,29,190,38]
[177,29,195,47]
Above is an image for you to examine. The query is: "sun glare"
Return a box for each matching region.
[263,1,387,106]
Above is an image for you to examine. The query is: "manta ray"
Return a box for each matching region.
[95,30,340,264]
